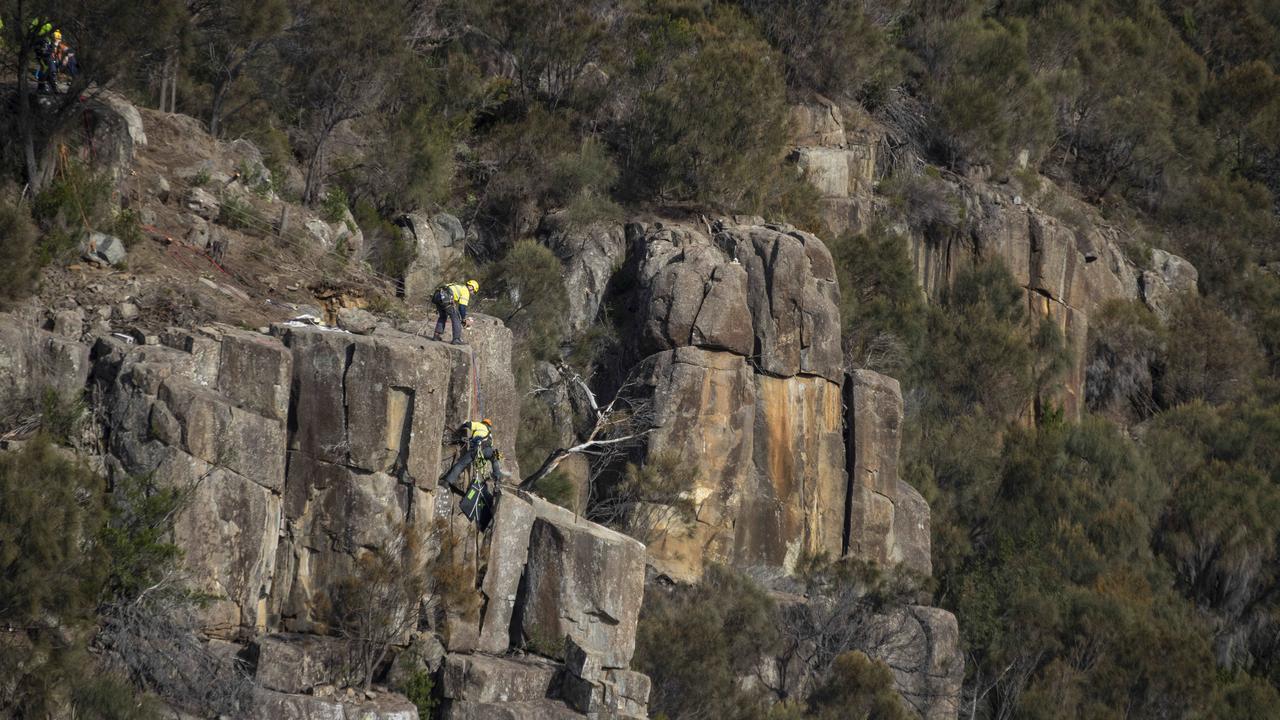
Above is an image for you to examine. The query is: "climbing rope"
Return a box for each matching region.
[469,344,485,419]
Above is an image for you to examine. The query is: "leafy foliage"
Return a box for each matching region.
[0,437,187,718]
[635,565,780,720]
[0,195,40,308]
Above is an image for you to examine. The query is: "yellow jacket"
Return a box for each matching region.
[447,283,472,307]
[464,421,491,440]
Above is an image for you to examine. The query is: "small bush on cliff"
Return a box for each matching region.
[806,651,911,720]
[485,240,569,384]
[612,2,792,212]
[636,565,780,720]
[0,438,175,718]
[829,225,926,374]
[912,261,1053,423]
[0,196,41,308]
[328,524,430,692]
[31,160,114,262]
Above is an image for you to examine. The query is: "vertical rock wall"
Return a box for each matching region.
[621,219,849,580]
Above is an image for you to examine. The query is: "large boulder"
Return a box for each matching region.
[272,322,519,630]
[81,231,128,266]
[636,346,847,580]
[518,496,647,669]
[0,315,91,415]
[399,212,466,303]
[444,699,583,720]
[252,633,351,693]
[788,98,845,147]
[864,606,963,720]
[249,688,418,720]
[441,653,560,703]
[96,337,289,636]
[477,491,536,654]
[1140,248,1199,322]
[845,369,902,566]
[635,348,755,580]
[844,369,932,576]
[85,90,147,183]
[623,219,843,383]
[541,215,626,335]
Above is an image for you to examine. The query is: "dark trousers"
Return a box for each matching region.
[433,302,462,342]
[442,439,502,491]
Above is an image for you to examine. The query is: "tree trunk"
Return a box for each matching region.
[209,76,227,137]
[170,55,179,113]
[303,129,331,205]
[519,448,570,491]
[17,37,40,190]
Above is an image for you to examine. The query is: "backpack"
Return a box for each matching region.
[458,477,495,530]
[432,285,455,307]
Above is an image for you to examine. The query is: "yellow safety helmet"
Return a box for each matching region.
[465,279,479,294]
[53,29,61,40]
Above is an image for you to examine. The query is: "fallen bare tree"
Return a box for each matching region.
[518,366,655,493]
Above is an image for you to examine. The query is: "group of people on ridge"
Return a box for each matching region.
[432,278,506,529]
[12,19,79,94]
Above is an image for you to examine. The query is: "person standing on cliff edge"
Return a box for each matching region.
[431,279,479,345]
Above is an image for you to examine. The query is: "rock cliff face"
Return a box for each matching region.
[3,93,976,719]
[787,96,1197,418]
[538,215,964,717]
[619,217,849,576]
[1,302,653,718]
[615,219,928,583]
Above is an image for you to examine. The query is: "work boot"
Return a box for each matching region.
[451,339,465,345]
[431,333,442,342]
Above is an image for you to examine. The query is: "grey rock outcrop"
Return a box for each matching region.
[95,329,288,636]
[249,688,418,720]
[273,319,517,632]
[1140,248,1199,321]
[541,215,627,335]
[336,306,379,335]
[845,370,930,578]
[0,315,91,415]
[253,633,352,693]
[865,606,963,720]
[477,491,536,654]
[399,212,466,302]
[81,232,128,266]
[184,187,221,220]
[625,220,843,382]
[620,219,847,580]
[445,699,585,720]
[519,496,647,669]
[442,654,560,703]
[85,90,148,184]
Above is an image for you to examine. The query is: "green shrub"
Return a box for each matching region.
[398,669,437,717]
[635,565,779,720]
[353,200,414,280]
[1160,295,1262,407]
[806,652,911,720]
[484,240,568,383]
[925,17,1053,168]
[320,187,350,224]
[32,160,113,263]
[830,225,927,374]
[740,0,902,106]
[613,3,791,212]
[217,194,264,232]
[111,207,145,248]
[0,197,41,309]
[98,473,186,604]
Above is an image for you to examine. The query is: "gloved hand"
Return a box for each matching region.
[464,317,474,328]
